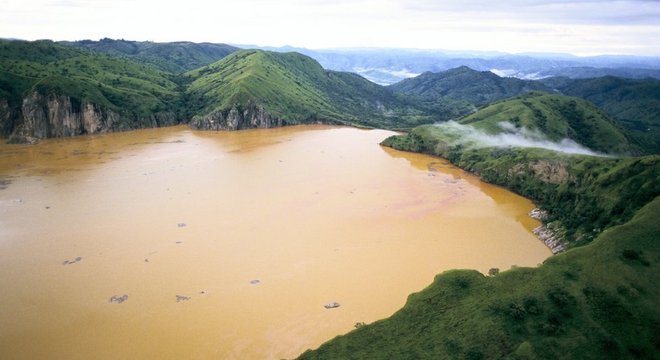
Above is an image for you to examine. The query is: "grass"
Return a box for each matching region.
[458,91,635,155]
[185,49,446,129]
[62,38,239,73]
[0,39,183,133]
[546,76,660,155]
[389,66,549,106]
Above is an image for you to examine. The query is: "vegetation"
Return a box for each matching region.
[389,66,549,106]
[384,125,659,246]
[0,39,183,130]
[459,91,635,155]
[62,38,239,73]
[543,76,660,154]
[185,49,445,128]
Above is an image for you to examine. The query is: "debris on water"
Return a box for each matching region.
[110,294,128,304]
[62,257,82,265]
[324,302,340,309]
[176,295,190,302]
[250,279,260,285]
[177,223,186,228]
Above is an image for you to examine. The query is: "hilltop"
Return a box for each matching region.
[458,91,634,155]
[185,49,441,130]
[62,38,239,73]
[389,66,549,106]
[542,76,660,154]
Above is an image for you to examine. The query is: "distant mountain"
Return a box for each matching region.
[538,66,660,80]
[389,66,549,106]
[185,49,448,130]
[543,76,660,154]
[459,91,634,155]
[0,39,183,142]
[62,38,239,73]
[257,47,660,85]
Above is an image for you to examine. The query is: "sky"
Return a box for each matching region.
[1,0,660,56]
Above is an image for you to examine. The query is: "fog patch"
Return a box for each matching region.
[490,68,548,80]
[434,121,607,156]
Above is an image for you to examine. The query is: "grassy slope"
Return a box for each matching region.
[544,76,660,154]
[389,66,549,106]
[300,195,660,359]
[186,49,445,129]
[458,91,635,155]
[0,40,181,118]
[62,38,239,73]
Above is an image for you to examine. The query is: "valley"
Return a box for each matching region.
[0,38,659,359]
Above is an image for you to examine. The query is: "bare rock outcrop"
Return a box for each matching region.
[190,103,283,131]
[529,208,566,254]
[2,91,178,144]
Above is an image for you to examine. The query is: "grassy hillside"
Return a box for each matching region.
[186,49,442,129]
[389,66,549,106]
[543,76,660,154]
[458,91,635,155]
[62,38,239,73]
[300,194,660,359]
[0,39,182,120]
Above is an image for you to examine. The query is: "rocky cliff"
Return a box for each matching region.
[189,103,284,131]
[2,92,179,144]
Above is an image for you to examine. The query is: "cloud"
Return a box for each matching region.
[400,0,660,26]
[1,0,659,55]
[433,121,607,156]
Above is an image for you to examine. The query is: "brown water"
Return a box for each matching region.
[0,125,551,359]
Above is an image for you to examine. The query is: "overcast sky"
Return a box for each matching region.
[1,0,659,56]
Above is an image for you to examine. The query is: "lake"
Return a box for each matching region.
[0,125,551,359]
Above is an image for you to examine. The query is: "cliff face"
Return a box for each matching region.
[3,92,178,143]
[190,104,283,131]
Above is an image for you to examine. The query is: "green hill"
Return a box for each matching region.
[0,39,183,141]
[458,91,635,155]
[186,49,441,130]
[62,38,239,73]
[389,66,549,106]
[542,76,660,154]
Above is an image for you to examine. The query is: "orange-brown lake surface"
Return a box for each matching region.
[0,125,551,359]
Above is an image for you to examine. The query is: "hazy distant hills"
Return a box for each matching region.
[62,38,239,73]
[253,46,660,85]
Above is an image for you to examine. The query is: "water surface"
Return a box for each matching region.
[0,125,551,359]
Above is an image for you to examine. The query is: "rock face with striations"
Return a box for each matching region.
[190,103,283,131]
[3,92,178,144]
